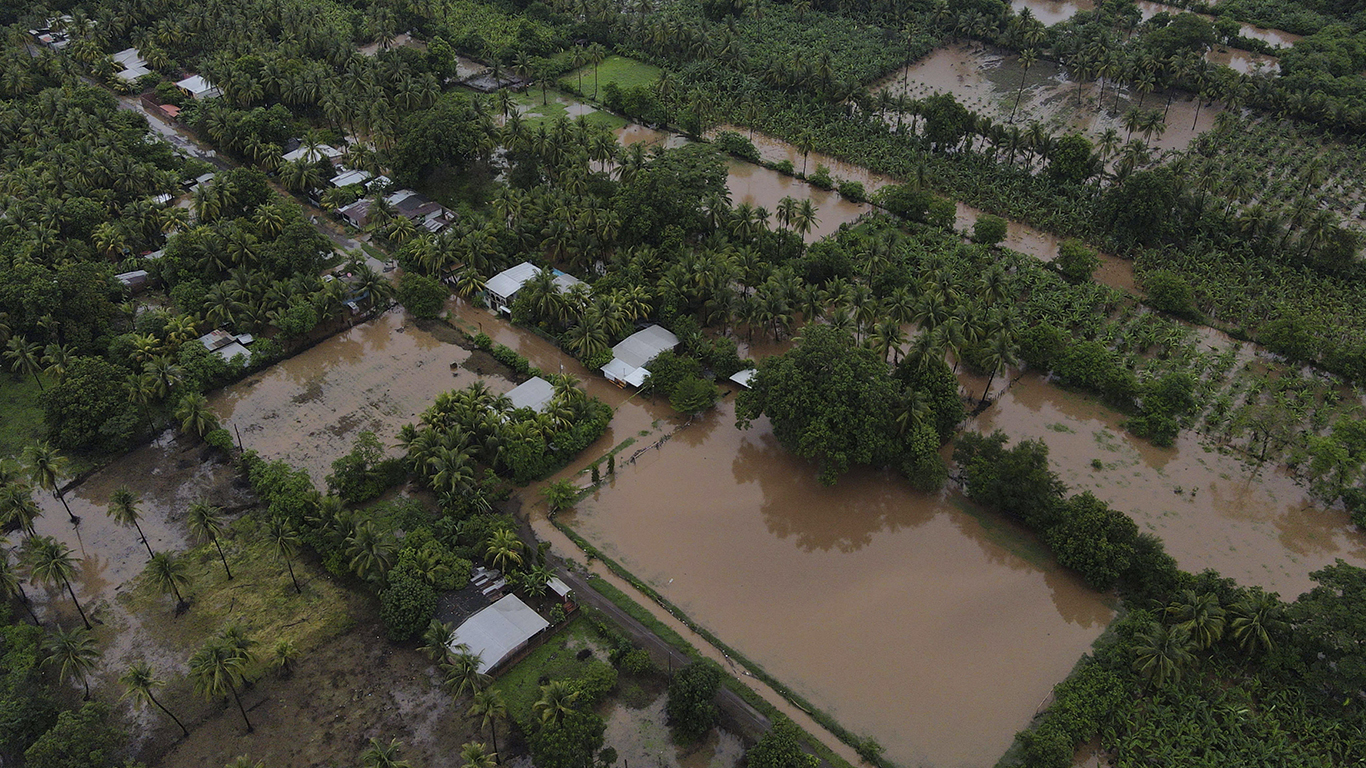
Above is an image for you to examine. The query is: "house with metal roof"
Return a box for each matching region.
[446,595,550,674]
[175,74,221,100]
[484,262,586,314]
[601,325,679,387]
[504,377,556,412]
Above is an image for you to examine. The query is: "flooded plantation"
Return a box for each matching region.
[975,374,1366,597]
[1012,0,1303,49]
[878,43,1222,153]
[564,400,1115,768]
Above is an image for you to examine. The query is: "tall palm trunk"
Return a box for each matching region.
[56,490,78,525]
[210,534,233,580]
[285,558,300,594]
[62,576,91,629]
[979,369,997,407]
[16,583,41,625]
[149,690,190,737]
[229,681,253,732]
[133,519,154,559]
[1009,66,1029,123]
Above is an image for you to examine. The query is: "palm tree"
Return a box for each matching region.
[484,529,523,572]
[189,636,253,732]
[586,43,607,99]
[361,737,412,768]
[108,487,154,560]
[461,742,497,768]
[346,520,395,583]
[120,661,190,737]
[1,484,41,534]
[4,336,44,390]
[1166,589,1225,650]
[266,516,302,594]
[1131,622,1196,688]
[44,625,100,699]
[24,441,77,525]
[977,330,1019,408]
[1228,589,1287,656]
[533,680,580,726]
[420,621,457,664]
[270,638,299,678]
[1009,48,1037,124]
[792,199,819,239]
[443,647,489,699]
[188,500,233,580]
[148,551,191,610]
[468,689,508,764]
[0,553,40,625]
[176,393,218,440]
[24,535,90,629]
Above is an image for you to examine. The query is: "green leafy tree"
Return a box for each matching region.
[397,273,449,319]
[379,558,437,641]
[23,702,124,768]
[526,709,604,768]
[666,660,722,742]
[970,214,1008,246]
[747,717,818,768]
[1043,493,1138,590]
[39,357,138,452]
[954,432,1066,530]
[1288,561,1366,703]
[119,661,189,737]
[1055,239,1099,283]
[669,376,718,415]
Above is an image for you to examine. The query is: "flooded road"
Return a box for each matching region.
[564,400,1115,768]
[878,44,1221,153]
[975,374,1366,597]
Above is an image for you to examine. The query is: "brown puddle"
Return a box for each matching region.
[877,43,1222,154]
[974,374,1366,597]
[563,399,1114,768]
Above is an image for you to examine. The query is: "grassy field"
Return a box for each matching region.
[560,55,662,101]
[115,511,359,674]
[511,87,628,130]
[0,375,46,460]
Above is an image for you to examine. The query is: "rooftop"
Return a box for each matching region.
[505,377,556,412]
[447,595,550,674]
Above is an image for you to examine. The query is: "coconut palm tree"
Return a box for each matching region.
[176,393,218,440]
[24,441,77,525]
[461,742,497,768]
[1,484,41,534]
[346,520,395,583]
[148,551,191,610]
[44,624,100,699]
[443,647,489,699]
[0,553,40,625]
[468,689,508,764]
[421,621,457,664]
[4,336,44,390]
[1228,589,1287,656]
[362,737,412,768]
[1131,622,1196,687]
[792,199,819,239]
[120,661,190,737]
[977,330,1019,408]
[108,487,154,560]
[187,500,233,580]
[24,535,90,629]
[484,528,523,572]
[533,679,580,726]
[266,516,302,594]
[1009,48,1037,124]
[270,639,299,678]
[189,636,253,732]
[1166,589,1225,650]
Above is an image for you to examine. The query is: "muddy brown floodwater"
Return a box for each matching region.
[878,43,1222,153]
[1012,0,1301,50]
[975,374,1366,597]
[563,400,1115,768]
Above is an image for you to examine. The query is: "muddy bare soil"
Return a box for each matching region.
[564,400,1115,768]
[152,616,481,768]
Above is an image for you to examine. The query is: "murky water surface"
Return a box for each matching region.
[878,44,1221,153]
[1013,0,1300,49]
[566,400,1115,768]
[975,375,1366,597]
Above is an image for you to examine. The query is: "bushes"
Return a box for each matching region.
[397,272,449,319]
[807,164,834,189]
[1018,663,1127,768]
[327,431,405,504]
[712,130,761,163]
[1142,270,1197,318]
[1044,493,1140,591]
[1055,341,1138,408]
[1056,239,1099,283]
[837,179,866,202]
[971,214,1008,246]
[379,557,437,641]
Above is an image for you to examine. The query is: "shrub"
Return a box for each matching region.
[528,710,606,768]
[23,702,124,768]
[472,332,493,350]
[1056,239,1100,282]
[747,717,818,768]
[573,660,619,705]
[1143,270,1197,318]
[971,214,1008,246]
[837,179,866,202]
[619,648,655,675]
[807,165,834,189]
[1018,323,1068,372]
[204,427,235,454]
[712,130,761,163]
[397,272,449,319]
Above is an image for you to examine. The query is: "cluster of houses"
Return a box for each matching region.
[112,48,151,84]
[29,16,74,50]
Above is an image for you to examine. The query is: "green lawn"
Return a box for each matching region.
[0,375,46,459]
[491,615,608,723]
[560,55,662,101]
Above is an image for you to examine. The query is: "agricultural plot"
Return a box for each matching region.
[560,55,662,100]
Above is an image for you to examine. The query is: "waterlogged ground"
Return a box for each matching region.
[564,399,1116,768]
[975,374,1366,597]
[877,43,1222,153]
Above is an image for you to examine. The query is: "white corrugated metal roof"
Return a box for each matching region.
[547,577,572,598]
[330,169,371,187]
[449,595,550,673]
[610,325,679,370]
[282,144,341,163]
[505,377,555,412]
[729,369,756,388]
[486,262,541,301]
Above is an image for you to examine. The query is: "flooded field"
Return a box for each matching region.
[564,400,1115,768]
[952,202,1139,293]
[1012,0,1302,49]
[878,43,1221,153]
[975,374,1366,597]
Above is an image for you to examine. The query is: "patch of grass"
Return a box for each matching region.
[560,55,662,101]
[585,576,699,659]
[116,512,358,677]
[491,616,605,721]
[510,88,627,130]
[0,375,46,459]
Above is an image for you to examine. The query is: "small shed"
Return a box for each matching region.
[505,377,556,413]
[115,270,151,293]
[447,595,550,674]
[601,325,680,388]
